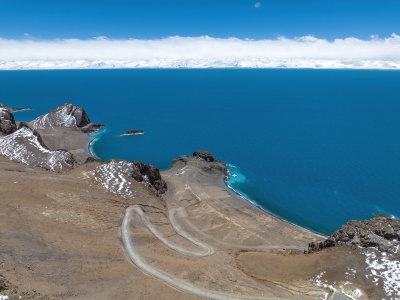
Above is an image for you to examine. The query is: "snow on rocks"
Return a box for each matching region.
[94,159,167,198]
[94,160,136,199]
[0,126,75,172]
[29,103,90,130]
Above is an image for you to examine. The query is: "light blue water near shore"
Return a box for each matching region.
[1,69,400,235]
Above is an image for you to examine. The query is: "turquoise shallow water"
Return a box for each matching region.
[1,69,400,235]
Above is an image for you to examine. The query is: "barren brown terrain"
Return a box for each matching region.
[0,153,384,299]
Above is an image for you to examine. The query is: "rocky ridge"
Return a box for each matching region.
[29,103,103,132]
[308,214,400,255]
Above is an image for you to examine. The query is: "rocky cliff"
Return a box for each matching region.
[29,103,103,132]
[308,214,400,255]
[29,103,91,129]
[0,107,17,136]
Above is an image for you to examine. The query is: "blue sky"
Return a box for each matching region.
[0,0,399,40]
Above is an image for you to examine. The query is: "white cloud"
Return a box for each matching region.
[254,2,261,8]
[0,34,400,69]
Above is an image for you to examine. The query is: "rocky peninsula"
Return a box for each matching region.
[0,103,398,300]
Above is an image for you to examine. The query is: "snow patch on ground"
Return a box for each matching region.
[363,249,400,299]
[94,160,135,199]
[345,267,357,280]
[310,271,364,300]
[0,127,73,172]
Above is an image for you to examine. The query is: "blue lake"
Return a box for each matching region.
[1,69,400,235]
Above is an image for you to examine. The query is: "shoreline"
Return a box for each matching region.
[86,128,107,160]
[87,129,327,238]
[86,134,98,159]
[221,178,328,239]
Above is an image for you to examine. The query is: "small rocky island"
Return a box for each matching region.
[119,129,145,136]
[0,102,398,300]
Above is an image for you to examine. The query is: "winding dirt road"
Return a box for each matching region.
[122,205,282,300]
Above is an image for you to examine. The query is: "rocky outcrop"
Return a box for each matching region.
[174,151,228,176]
[308,215,400,255]
[81,123,105,133]
[0,126,75,172]
[94,159,167,197]
[0,107,17,136]
[130,161,167,194]
[29,103,92,130]
[193,150,215,162]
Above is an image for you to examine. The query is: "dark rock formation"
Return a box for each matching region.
[193,150,215,162]
[81,123,105,133]
[120,129,145,136]
[308,215,400,255]
[29,103,92,130]
[130,161,167,194]
[0,107,17,136]
[175,151,228,176]
[95,159,167,196]
[29,103,104,134]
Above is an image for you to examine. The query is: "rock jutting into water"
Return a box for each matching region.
[170,151,229,177]
[0,102,32,113]
[193,150,215,162]
[308,214,400,255]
